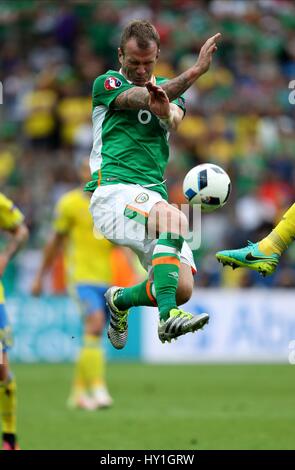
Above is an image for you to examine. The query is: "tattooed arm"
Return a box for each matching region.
[145,82,184,130]
[161,33,221,100]
[114,86,150,110]
[114,33,221,110]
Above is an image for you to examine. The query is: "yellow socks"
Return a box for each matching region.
[0,374,17,435]
[259,204,295,256]
[72,335,106,396]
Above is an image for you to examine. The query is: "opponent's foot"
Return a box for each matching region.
[92,387,113,409]
[216,241,280,277]
[105,287,129,349]
[158,308,209,344]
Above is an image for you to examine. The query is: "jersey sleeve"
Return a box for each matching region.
[172,95,186,115]
[0,193,24,231]
[53,196,73,234]
[92,73,134,109]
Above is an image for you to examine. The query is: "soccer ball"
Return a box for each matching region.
[183,163,231,213]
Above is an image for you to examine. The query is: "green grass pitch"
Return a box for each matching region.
[12,363,295,450]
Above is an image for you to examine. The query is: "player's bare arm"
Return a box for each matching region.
[161,33,221,100]
[114,33,221,110]
[0,224,29,277]
[114,86,150,110]
[31,232,66,296]
[145,82,183,130]
[162,103,184,130]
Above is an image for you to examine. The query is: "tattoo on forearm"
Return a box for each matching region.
[114,66,201,110]
[161,68,201,101]
[115,88,150,110]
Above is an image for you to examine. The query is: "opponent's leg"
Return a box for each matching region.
[216,204,295,276]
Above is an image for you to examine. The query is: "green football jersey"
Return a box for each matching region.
[84,70,185,200]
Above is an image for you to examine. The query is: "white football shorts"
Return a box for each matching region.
[90,183,196,274]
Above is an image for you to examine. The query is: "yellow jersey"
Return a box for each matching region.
[0,192,24,303]
[53,188,113,285]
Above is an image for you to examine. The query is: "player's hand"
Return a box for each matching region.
[195,33,221,75]
[0,253,9,277]
[31,277,43,297]
[145,81,171,119]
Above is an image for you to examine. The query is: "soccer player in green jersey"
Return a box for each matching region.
[85,20,221,347]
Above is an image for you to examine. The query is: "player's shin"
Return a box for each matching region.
[74,335,105,390]
[69,335,110,409]
[152,233,184,321]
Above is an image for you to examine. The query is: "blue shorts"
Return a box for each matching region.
[75,284,109,318]
[0,303,12,353]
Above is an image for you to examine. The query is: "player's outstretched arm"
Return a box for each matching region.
[31,232,66,296]
[145,82,184,130]
[114,33,221,111]
[161,33,221,100]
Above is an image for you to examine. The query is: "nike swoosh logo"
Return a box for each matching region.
[245,253,273,261]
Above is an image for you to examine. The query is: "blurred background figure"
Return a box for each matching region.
[0,193,28,450]
[30,158,134,410]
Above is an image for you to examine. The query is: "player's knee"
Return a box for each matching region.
[149,202,188,237]
[86,323,104,337]
[177,212,189,237]
[176,282,193,306]
[166,210,188,236]
[85,312,105,337]
[0,363,9,382]
[88,327,103,337]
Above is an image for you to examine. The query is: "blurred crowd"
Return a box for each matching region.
[1,0,295,289]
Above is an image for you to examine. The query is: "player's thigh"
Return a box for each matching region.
[90,184,161,246]
[0,303,12,361]
[0,353,9,382]
[148,201,188,237]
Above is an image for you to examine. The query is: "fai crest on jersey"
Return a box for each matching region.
[135,192,149,204]
[104,76,122,90]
